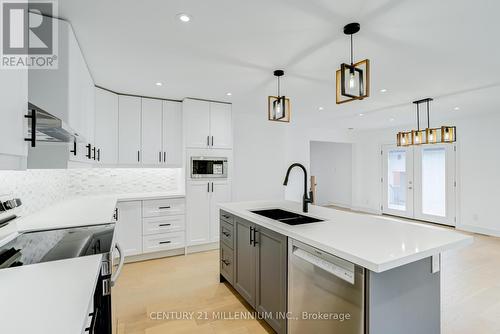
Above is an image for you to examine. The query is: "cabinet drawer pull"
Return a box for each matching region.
[159,240,172,245]
[159,223,171,227]
[221,259,230,266]
[222,231,230,237]
[158,206,171,209]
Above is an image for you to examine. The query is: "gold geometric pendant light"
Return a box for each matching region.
[268,70,291,122]
[336,23,370,104]
[397,98,457,146]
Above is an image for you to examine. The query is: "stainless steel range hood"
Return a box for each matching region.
[26,103,81,144]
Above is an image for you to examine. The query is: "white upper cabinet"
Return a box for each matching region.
[28,16,95,143]
[94,88,119,165]
[118,96,142,164]
[183,99,232,149]
[28,15,70,124]
[141,98,163,165]
[209,102,232,149]
[162,101,183,167]
[184,99,211,148]
[0,66,28,164]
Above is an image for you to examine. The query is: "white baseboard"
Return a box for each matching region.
[122,242,220,264]
[456,224,500,237]
[350,206,382,215]
[187,242,219,254]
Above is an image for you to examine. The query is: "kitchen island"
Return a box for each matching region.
[218,200,473,334]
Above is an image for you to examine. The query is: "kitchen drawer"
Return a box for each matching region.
[143,215,185,235]
[220,243,234,285]
[142,198,185,218]
[143,231,185,253]
[220,220,234,249]
[220,211,233,224]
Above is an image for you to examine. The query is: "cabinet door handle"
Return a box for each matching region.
[159,240,171,245]
[253,228,258,247]
[97,149,101,162]
[249,226,254,245]
[222,231,230,237]
[92,147,96,160]
[222,214,230,219]
[207,182,210,193]
[159,152,162,162]
[24,110,36,147]
[114,208,118,221]
[158,206,171,209]
[70,140,77,156]
[211,136,214,147]
[163,152,166,163]
[86,144,92,159]
[159,223,171,227]
[207,136,210,147]
[211,182,214,193]
[137,150,140,162]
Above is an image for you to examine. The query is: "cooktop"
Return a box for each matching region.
[0,224,114,269]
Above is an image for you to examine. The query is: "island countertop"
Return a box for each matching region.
[218,200,473,272]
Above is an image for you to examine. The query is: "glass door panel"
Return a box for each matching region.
[382,146,414,218]
[414,144,456,225]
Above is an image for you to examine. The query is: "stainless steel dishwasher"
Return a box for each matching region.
[288,239,365,334]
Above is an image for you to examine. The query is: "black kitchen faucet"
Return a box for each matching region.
[283,163,314,213]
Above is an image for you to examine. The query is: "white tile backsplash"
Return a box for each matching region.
[0,168,183,216]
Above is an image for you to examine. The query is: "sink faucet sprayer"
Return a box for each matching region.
[283,163,314,213]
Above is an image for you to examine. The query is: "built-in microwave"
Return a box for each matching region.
[191,156,228,179]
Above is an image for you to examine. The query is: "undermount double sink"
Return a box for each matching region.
[251,209,323,225]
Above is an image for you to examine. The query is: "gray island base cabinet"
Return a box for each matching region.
[219,211,287,334]
[219,210,440,334]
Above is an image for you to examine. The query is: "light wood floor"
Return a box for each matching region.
[113,233,500,334]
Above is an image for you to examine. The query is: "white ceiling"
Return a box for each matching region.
[56,0,500,129]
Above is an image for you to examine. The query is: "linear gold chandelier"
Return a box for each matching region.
[397,98,456,147]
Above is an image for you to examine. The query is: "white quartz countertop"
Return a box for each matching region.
[219,201,473,273]
[16,191,185,232]
[0,255,103,334]
[0,191,185,334]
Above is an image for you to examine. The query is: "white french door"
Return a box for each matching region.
[382,144,456,226]
[382,147,414,218]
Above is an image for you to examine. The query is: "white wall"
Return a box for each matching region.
[282,111,500,236]
[310,141,352,207]
[232,99,287,201]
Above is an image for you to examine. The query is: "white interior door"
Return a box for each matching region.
[413,144,456,226]
[382,145,414,218]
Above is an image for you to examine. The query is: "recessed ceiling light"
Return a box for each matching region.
[155,82,163,86]
[177,13,191,22]
[380,89,387,93]
[318,107,324,111]
[226,92,232,96]
[453,106,460,111]
[359,113,364,117]
[389,117,395,122]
